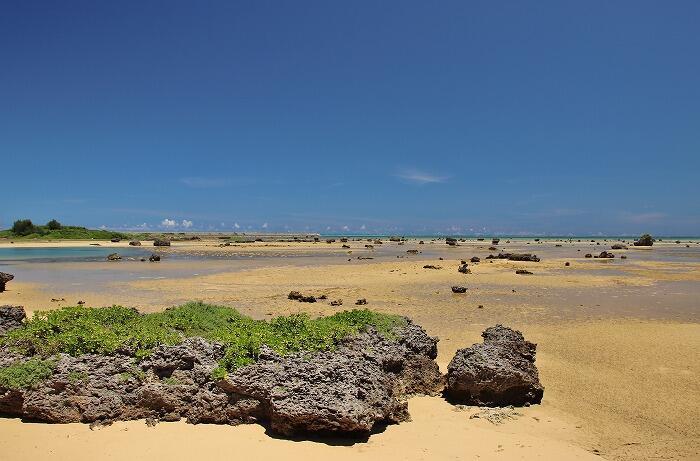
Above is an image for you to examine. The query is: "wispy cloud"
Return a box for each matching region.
[395,168,448,185]
[180,177,231,188]
[620,212,667,224]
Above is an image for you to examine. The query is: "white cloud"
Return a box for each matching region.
[261,222,268,229]
[233,222,240,229]
[161,218,177,228]
[342,225,349,231]
[620,212,667,224]
[136,223,150,230]
[360,224,366,230]
[396,168,448,185]
[181,219,193,229]
[99,225,107,230]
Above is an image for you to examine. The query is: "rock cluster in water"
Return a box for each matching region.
[485,253,541,262]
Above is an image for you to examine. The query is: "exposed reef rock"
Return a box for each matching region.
[0,272,14,292]
[0,306,25,336]
[0,309,443,436]
[446,325,543,406]
[485,253,540,262]
[153,239,171,247]
[633,234,654,247]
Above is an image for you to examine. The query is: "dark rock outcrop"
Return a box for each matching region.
[0,323,443,436]
[129,241,142,246]
[153,239,171,247]
[107,253,121,261]
[451,286,467,293]
[446,325,543,406]
[633,234,654,247]
[0,305,25,336]
[288,291,316,303]
[423,265,441,270]
[611,244,627,250]
[0,272,14,292]
[515,269,533,275]
[149,254,161,262]
[458,264,471,274]
[445,238,457,246]
[485,253,540,262]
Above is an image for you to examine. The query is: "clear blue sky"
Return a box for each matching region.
[2,1,699,235]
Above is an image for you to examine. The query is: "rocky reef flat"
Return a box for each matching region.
[0,237,698,460]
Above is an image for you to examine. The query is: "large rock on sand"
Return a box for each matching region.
[0,306,25,336]
[633,234,654,247]
[0,320,443,436]
[0,272,14,292]
[446,325,543,406]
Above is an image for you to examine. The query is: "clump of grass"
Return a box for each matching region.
[2,302,406,374]
[0,357,56,389]
[67,370,89,384]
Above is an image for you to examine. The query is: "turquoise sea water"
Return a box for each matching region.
[0,247,148,262]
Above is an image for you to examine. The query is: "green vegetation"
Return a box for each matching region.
[46,219,62,230]
[67,370,89,384]
[1,219,130,240]
[119,368,146,382]
[2,302,406,374]
[0,357,56,389]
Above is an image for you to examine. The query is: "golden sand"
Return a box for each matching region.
[1,239,698,460]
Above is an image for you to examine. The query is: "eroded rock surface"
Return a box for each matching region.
[0,272,14,292]
[446,325,543,406]
[0,306,25,336]
[0,318,442,436]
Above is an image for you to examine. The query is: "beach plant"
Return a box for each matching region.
[0,357,56,389]
[1,302,406,374]
[46,219,62,230]
[1,224,129,240]
[11,219,38,236]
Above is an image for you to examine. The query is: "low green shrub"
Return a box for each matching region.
[0,357,56,389]
[2,302,406,374]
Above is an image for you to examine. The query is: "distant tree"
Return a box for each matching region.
[46,219,62,230]
[12,219,37,236]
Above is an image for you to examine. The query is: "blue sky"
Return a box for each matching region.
[1,1,699,235]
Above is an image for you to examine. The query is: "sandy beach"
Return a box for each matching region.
[1,238,699,460]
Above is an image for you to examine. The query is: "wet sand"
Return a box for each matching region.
[1,238,699,460]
